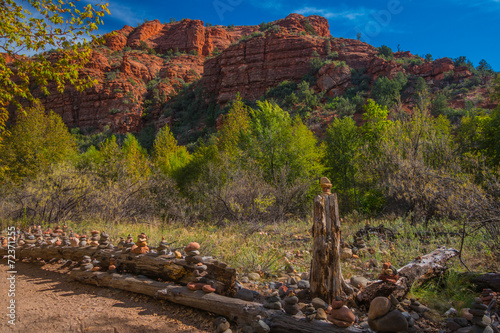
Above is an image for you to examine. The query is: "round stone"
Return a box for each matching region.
[297,280,310,289]
[235,288,254,302]
[368,310,408,332]
[350,276,369,288]
[247,272,261,281]
[368,297,392,320]
[184,242,200,252]
[328,306,355,325]
[312,297,328,310]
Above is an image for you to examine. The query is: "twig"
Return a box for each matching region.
[459,218,471,272]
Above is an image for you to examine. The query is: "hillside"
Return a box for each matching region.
[19,13,496,144]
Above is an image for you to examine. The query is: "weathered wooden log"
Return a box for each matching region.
[459,273,500,292]
[69,269,368,332]
[0,245,236,296]
[310,178,353,304]
[356,247,459,307]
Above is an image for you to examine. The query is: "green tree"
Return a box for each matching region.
[361,99,391,147]
[152,125,190,177]
[324,117,361,211]
[246,100,324,183]
[121,134,151,181]
[0,102,76,182]
[371,76,403,108]
[0,0,110,172]
[431,93,449,116]
[217,94,250,160]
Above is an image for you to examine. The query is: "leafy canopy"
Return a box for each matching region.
[0,102,77,183]
[0,0,110,168]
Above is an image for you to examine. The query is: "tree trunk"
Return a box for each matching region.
[69,269,368,332]
[356,247,459,307]
[1,245,236,296]
[310,192,353,303]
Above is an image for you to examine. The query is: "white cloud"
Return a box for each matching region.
[294,6,370,21]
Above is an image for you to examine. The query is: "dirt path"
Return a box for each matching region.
[0,259,215,333]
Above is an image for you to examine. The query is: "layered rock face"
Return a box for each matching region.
[202,33,327,103]
[30,13,488,134]
[106,19,255,56]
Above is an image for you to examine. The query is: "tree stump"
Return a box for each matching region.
[310,177,353,303]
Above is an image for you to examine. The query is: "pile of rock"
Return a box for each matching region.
[263,292,282,310]
[117,237,125,249]
[481,288,497,305]
[108,256,117,273]
[98,232,113,250]
[89,230,100,247]
[125,234,134,248]
[79,235,88,247]
[157,237,171,255]
[80,256,93,271]
[378,261,398,283]
[131,233,149,254]
[61,234,71,246]
[214,317,231,333]
[326,298,355,328]
[184,242,201,264]
[184,242,216,293]
[467,298,493,333]
[69,232,79,247]
[368,296,409,332]
[283,291,300,315]
[24,234,37,246]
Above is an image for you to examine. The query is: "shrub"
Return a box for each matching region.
[106,70,120,81]
[377,45,394,60]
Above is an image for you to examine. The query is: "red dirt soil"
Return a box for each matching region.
[0,259,215,333]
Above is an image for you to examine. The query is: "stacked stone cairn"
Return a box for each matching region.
[481,289,496,305]
[214,316,232,333]
[116,237,125,249]
[263,291,282,310]
[156,237,171,255]
[98,232,113,250]
[283,290,300,315]
[80,256,93,271]
[379,261,399,283]
[53,233,62,246]
[368,296,410,332]
[185,242,216,293]
[125,234,134,249]
[108,256,117,273]
[61,233,71,246]
[326,297,356,327]
[131,233,149,254]
[79,235,88,247]
[89,230,100,247]
[468,297,494,333]
[69,232,79,247]
[24,234,36,246]
[54,225,64,235]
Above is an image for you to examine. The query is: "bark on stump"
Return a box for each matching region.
[310,177,353,303]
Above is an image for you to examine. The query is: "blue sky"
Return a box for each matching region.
[96,0,500,70]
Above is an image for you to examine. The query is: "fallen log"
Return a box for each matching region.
[459,273,500,292]
[357,247,459,307]
[1,245,236,296]
[69,269,367,332]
